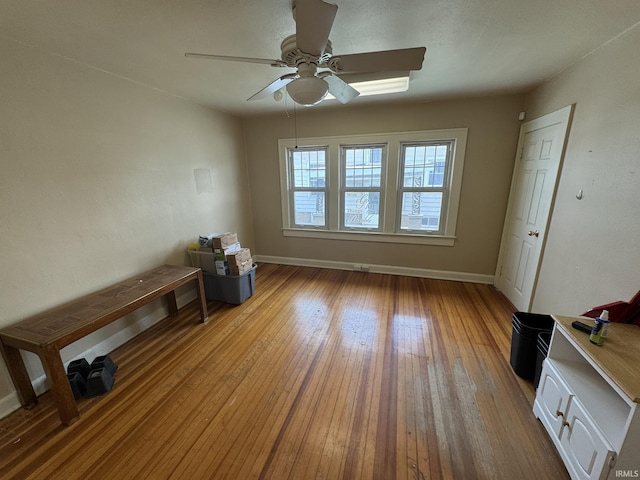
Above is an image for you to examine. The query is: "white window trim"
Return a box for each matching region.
[278,129,467,247]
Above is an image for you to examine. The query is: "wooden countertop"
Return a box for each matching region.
[554,315,640,403]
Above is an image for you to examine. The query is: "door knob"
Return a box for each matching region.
[528,230,539,237]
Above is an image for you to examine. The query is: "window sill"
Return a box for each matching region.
[282,228,456,246]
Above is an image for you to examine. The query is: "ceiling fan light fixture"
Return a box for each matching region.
[286,76,329,106]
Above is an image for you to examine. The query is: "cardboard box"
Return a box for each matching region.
[215,260,230,276]
[214,242,241,261]
[229,260,253,276]
[227,248,252,276]
[226,248,251,266]
[212,233,238,250]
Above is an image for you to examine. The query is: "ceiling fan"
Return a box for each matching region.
[185,0,426,107]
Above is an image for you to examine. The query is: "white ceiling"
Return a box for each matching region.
[3,0,640,117]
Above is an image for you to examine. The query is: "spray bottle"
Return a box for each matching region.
[589,309,610,346]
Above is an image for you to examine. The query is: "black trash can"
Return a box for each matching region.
[509,312,554,380]
[534,331,552,389]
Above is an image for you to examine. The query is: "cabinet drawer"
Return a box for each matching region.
[559,397,615,480]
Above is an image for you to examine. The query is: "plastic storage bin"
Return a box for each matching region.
[188,250,216,273]
[203,265,257,305]
[509,312,554,379]
[533,331,552,389]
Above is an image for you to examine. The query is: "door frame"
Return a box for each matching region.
[495,104,574,311]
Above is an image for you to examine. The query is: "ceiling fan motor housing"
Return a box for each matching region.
[280,34,332,68]
[281,33,332,106]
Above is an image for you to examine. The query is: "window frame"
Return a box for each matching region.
[340,143,387,232]
[397,141,454,235]
[287,145,329,229]
[278,129,467,246]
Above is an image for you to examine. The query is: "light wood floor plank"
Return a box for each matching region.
[0,264,568,479]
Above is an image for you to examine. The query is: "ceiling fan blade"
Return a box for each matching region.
[330,47,426,73]
[247,74,298,101]
[185,53,286,67]
[295,0,338,56]
[321,73,359,104]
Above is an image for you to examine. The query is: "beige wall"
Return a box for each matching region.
[243,95,525,276]
[525,26,640,315]
[0,41,253,409]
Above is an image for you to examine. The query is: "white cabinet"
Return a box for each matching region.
[533,315,640,480]
[536,361,615,479]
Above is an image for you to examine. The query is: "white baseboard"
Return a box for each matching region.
[0,391,21,419]
[0,290,196,420]
[254,255,494,284]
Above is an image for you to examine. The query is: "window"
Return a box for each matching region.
[288,147,328,227]
[398,142,452,234]
[341,145,386,231]
[278,129,467,246]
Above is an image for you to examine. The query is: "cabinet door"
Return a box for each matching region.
[559,397,615,480]
[535,361,572,436]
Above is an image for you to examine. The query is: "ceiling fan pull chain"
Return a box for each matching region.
[293,101,298,149]
[284,89,290,118]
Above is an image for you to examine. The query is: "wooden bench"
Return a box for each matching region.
[0,264,208,426]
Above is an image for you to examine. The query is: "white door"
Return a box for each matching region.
[496,105,573,311]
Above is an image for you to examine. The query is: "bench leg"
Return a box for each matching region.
[166,290,179,316]
[39,346,79,426]
[0,340,38,409]
[195,270,208,323]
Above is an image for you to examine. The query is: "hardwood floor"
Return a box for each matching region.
[0,264,568,479]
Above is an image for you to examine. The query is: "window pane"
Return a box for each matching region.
[291,149,326,188]
[293,191,325,226]
[402,145,446,188]
[399,192,442,231]
[344,146,383,188]
[344,192,380,229]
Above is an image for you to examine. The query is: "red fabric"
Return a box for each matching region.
[581,290,640,325]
